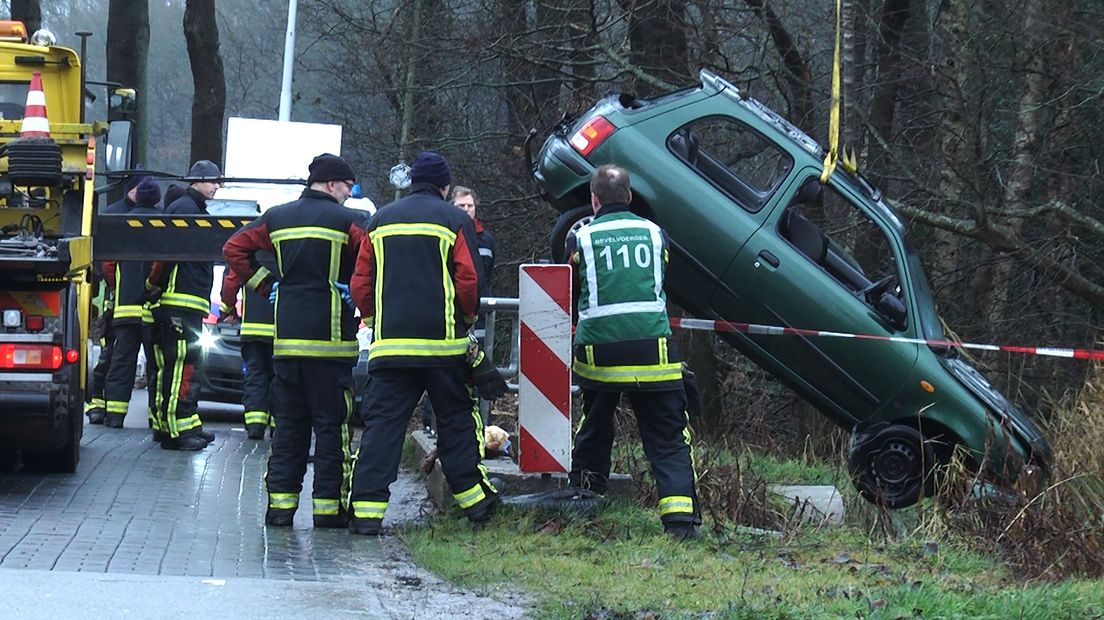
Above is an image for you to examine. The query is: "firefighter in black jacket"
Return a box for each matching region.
[219,254,277,440]
[146,160,222,451]
[223,153,367,529]
[348,152,500,536]
[100,177,163,428]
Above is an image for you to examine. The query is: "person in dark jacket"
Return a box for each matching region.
[348,152,498,536]
[421,185,496,432]
[146,160,222,450]
[223,153,367,529]
[85,174,149,425]
[100,177,163,428]
[219,252,277,440]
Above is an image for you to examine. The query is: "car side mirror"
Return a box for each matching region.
[794,177,822,205]
[875,292,907,329]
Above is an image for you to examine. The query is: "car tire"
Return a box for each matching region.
[848,423,936,509]
[548,206,594,263]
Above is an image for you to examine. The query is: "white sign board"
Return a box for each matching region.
[224,117,342,180]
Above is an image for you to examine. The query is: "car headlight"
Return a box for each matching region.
[198,325,220,351]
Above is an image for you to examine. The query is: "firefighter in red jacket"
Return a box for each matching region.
[223,153,367,529]
[348,152,501,535]
[218,254,277,440]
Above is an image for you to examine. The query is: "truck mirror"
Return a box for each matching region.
[108,87,137,118]
[104,119,133,173]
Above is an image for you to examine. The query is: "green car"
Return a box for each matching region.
[528,69,1050,508]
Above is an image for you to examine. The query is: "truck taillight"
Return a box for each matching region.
[0,343,63,370]
[569,115,616,157]
[65,348,80,364]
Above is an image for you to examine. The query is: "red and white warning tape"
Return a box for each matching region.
[669,317,1104,361]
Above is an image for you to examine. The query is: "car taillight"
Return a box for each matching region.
[25,315,44,331]
[569,115,616,157]
[0,343,63,370]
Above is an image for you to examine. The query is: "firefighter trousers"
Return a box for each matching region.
[241,339,274,428]
[266,358,354,518]
[142,323,160,431]
[85,310,114,415]
[152,311,204,438]
[103,322,143,419]
[569,386,700,526]
[350,365,497,523]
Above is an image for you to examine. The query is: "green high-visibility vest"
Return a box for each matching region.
[574,211,672,345]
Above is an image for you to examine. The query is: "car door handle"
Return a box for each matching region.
[756,250,780,268]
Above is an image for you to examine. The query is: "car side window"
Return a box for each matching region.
[667,117,792,212]
[780,181,907,328]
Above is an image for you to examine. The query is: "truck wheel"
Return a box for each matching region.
[22,406,81,474]
[548,206,593,263]
[848,424,936,509]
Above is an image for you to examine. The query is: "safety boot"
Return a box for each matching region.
[314,508,350,529]
[195,427,216,443]
[246,423,268,440]
[663,523,702,542]
[464,492,501,526]
[86,408,106,425]
[160,432,209,451]
[265,508,295,527]
[104,413,126,428]
[349,516,382,536]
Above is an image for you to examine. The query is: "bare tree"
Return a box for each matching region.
[106,0,149,166]
[11,0,41,33]
[183,0,225,167]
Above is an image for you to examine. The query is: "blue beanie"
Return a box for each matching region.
[411,151,452,188]
[134,177,162,206]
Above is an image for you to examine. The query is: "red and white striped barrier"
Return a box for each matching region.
[517,264,573,473]
[669,317,1104,361]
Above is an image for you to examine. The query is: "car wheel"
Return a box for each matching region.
[848,423,936,509]
[548,206,594,263]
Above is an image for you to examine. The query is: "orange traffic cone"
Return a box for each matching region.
[20,72,49,138]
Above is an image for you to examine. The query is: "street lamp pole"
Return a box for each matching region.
[278,0,298,122]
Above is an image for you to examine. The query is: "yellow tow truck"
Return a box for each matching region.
[0,21,133,472]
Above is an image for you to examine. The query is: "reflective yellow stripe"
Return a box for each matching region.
[244,410,269,425]
[106,400,129,414]
[340,386,354,509]
[371,234,384,337]
[352,500,387,519]
[160,292,210,313]
[113,304,144,319]
[165,337,186,436]
[373,222,456,243]
[313,498,340,515]
[85,398,106,411]
[141,308,154,324]
[273,338,358,358]
[453,483,487,509]
[573,360,683,384]
[658,495,695,515]
[271,226,349,244]
[269,493,298,509]
[440,237,455,340]
[176,413,202,432]
[246,266,271,290]
[367,337,468,360]
[240,322,274,338]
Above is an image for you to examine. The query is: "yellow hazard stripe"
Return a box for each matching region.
[124,218,251,228]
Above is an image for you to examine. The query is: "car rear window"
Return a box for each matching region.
[667,116,793,212]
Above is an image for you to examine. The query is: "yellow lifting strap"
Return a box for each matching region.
[820,0,843,183]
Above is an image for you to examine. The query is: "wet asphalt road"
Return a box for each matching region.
[0,394,527,619]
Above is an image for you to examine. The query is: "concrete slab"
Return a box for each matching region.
[408,430,633,508]
[769,485,845,524]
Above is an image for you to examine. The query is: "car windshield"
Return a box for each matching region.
[0,81,28,120]
[903,236,945,344]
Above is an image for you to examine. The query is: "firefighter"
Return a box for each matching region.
[218,254,277,440]
[145,160,222,450]
[223,153,366,529]
[348,152,503,536]
[565,164,701,540]
[101,177,163,428]
[84,174,147,425]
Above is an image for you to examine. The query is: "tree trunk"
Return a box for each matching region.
[183,0,226,168]
[867,0,912,182]
[11,0,41,34]
[744,0,813,131]
[618,0,689,96]
[107,0,149,167]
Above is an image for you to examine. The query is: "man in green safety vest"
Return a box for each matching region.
[566,164,701,540]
